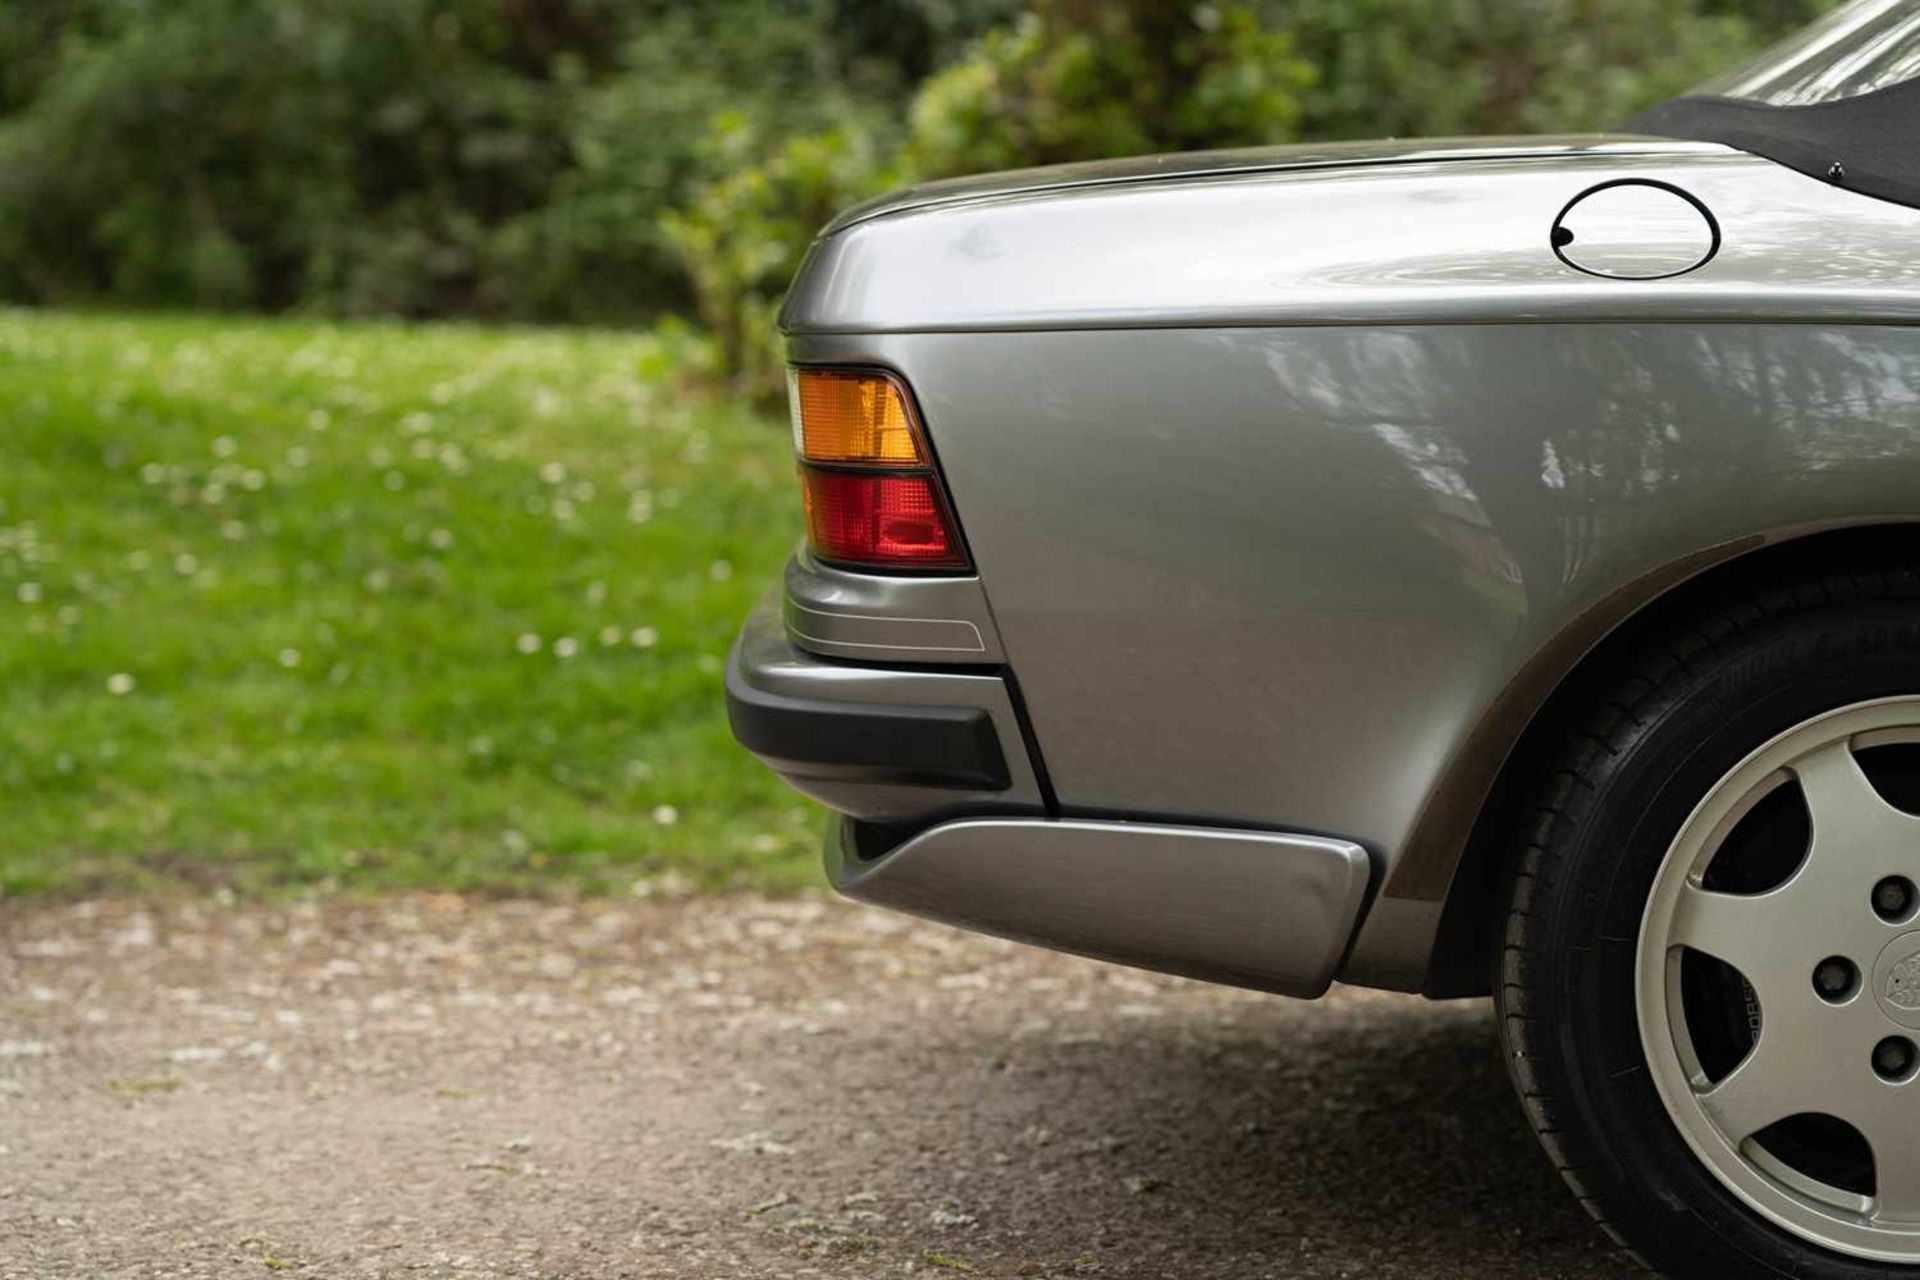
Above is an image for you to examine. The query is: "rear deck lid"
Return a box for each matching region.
[823,135,1720,235]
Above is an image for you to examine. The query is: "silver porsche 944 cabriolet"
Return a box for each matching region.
[728,2,1920,1274]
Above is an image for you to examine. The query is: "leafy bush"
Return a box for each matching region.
[1277,0,1838,141]
[677,0,1837,389]
[675,0,1317,396]
[0,0,986,323]
[665,122,896,398]
[483,0,901,324]
[0,0,581,312]
[907,1,1314,178]
[0,0,1843,377]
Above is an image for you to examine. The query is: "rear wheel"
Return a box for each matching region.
[1499,564,1920,1277]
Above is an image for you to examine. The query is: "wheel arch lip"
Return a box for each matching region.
[1411,520,1920,997]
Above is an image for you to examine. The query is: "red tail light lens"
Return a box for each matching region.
[801,469,965,570]
[787,367,969,572]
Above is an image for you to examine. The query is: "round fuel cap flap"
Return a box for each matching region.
[1550,179,1719,281]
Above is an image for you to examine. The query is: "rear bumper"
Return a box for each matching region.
[726,651,1010,791]
[726,567,1374,996]
[724,589,1045,824]
[828,815,1371,997]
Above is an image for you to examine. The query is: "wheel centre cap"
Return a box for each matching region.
[1871,930,1920,1029]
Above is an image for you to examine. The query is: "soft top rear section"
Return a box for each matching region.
[1628,0,1920,208]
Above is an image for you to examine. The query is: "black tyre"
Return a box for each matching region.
[1500,561,1920,1277]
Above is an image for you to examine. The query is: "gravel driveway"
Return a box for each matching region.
[0,894,1636,1279]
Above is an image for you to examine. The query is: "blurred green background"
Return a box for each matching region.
[0,0,1838,896]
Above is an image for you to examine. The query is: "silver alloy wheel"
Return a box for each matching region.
[1639,697,1920,1263]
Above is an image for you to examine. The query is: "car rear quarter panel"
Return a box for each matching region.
[783,142,1920,990]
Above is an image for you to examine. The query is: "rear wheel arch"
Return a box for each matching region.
[1423,522,1920,998]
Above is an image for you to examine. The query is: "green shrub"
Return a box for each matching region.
[0,0,1846,378]
[484,0,888,324]
[906,1,1315,178]
[665,0,1319,393]
[1276,0,1839,141]
[0,0,972,323]
[665,121,896,399]
[663,0,1844,389]
[0,0,576,313]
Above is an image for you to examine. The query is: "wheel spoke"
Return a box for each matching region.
[1872,1122,1920,1225]
[1793,737,1915,855]
[1698,1029,1823,1144]
[1668,882,1782,978]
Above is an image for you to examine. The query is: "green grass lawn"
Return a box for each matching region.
[0,309,821,896]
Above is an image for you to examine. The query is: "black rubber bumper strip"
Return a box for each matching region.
[725,646,1010,791]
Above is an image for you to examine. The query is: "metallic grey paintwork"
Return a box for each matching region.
[773,134,1920,991]
[822,135,1716,235]
[782,550,1003,664]
[785,143,1920,333]
[827,816,1371,997]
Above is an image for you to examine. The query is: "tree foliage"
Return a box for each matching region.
[1281,0,1835,140]
[0,0,1842,382]
[905,1,1315,178]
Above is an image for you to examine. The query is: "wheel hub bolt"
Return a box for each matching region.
[1875,876,1916,922]
[1875,1036,1917,1082]
[1814,956,1858,1001]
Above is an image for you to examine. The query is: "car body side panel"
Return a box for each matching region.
[788,323,1920,989]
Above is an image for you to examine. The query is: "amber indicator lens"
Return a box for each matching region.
[789,368,925,466]
[800,469,965,569]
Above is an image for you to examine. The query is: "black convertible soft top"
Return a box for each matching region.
[1626,0,1920,210]
[1628,78,1920,209]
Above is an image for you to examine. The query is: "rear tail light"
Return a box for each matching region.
[787,368,968,572]
[801,469,962,568]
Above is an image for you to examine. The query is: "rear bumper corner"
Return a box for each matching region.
[827,813,1373,998]
[725,591,1045,824]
